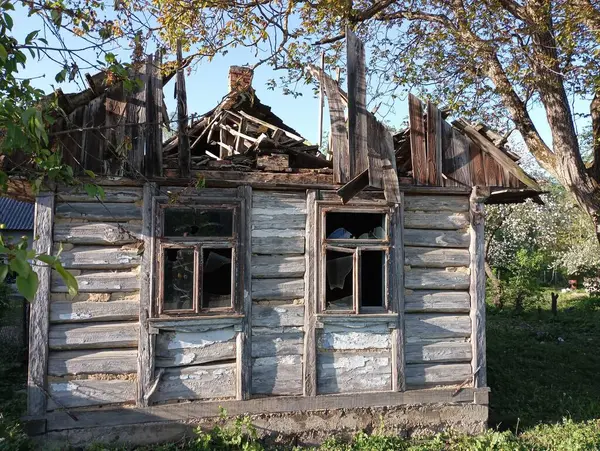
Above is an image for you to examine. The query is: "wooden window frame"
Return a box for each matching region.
[153,197,242,317]
[317,203,392,314]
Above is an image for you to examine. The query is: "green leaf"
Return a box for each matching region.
[0,264,8,282]
[55,68,67,83]
[36,254,56,266]
[25,30,38,44]
[9,256,30,277]
[0,44,8,62]
[84,169,96,178]
[16,271,38,302]
[55,263,78,297]
[3,12,13,30]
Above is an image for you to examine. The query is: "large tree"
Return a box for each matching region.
[136,0,600,242]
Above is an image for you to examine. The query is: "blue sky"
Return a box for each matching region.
[10,4,593,153]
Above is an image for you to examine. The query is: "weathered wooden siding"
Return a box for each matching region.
[403,194,473,388]
[47,185,142,410]
[250,191,307,395]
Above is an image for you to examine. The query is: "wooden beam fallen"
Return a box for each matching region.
[337,169,369,203]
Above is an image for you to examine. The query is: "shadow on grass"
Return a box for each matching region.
[488,293,600,431]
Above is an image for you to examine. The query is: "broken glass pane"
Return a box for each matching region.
[202,248,233,309]
[164,208,233,237]
[325,250,353,310]
[163,248,194,311]
[325,212,386,240]
[360,250,385,309]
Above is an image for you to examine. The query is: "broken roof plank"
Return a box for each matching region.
[238,110,304,143]
[426,102,443,186]
[176,41,191,178]
[408,94,427,184]
[452,118,540,190]
[444,127,473,187]
[469,143,487,186]
[346,27,369,179]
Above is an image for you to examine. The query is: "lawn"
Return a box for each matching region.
[2,291,600,449]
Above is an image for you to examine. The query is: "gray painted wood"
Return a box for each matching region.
[405,314,471,340]
[404,229,470,248]
[252,191,306,213]
[48,349,137,376]
[55,202,142,221]
[58,246,141,269]
[252,213,306,230]
[409,94,427,184]
[404,211,469,230]
[470,188,487,388]
[51,270,140,293]
[159,187,238,198]
[251,237,305,255]
[321,69,349,183]
[49,322,138,350]
[155,328,236,367]
[54,221,142,245]
[318,328,390,350]
[28,192,54,416]
[50,300,139,323]
[317,352,392,394]
[251,355,303,395]
[252,332,303,358]
[404,268,470,290]
[252,304,305,327]
[303,189,317,397]
[57,187,143,203]
[406,342,472,364]
[392,198,405,390]
[238,185,252,400]
[154,363,236,402]
[404,290,471,313]
[404,195,469,212]
[47,380,135,410]
[444,128,473,187]
[405,247,470,268]
[251,255,305,279]
[251,278,304,300]
[405,363,472,387]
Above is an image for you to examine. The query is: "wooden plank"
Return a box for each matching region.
[154,363,237,403]
[379,121,401,204]
[366,117,384,189]
[405,268,470,290]
[252,213,306,230]
[50,300,139,323]
[444,128,473,187]
[81,96,106,174]
[483,153,500,186]
[49,322,138,350]
[48,380,135,410]
[55,203,142,221]
[405,247,470,268]
[238,185,252,400]
[405,314,471,340]
[251,228,304,238]
[251,255,305,279]
[403,229,470,248]
[126,66,146,175]
[50,291,139,303]
[252,332,303,358]
[45,387,487,431]
[318,326,391,350]
[406,342,472,364]
[251,278,304,300]
[404,211,469,230]
[453,119,540,190]
[405,290,471,313]
[317,352,392,394]
[469,143,487,186]
[57,246,141,269]
[391,198,405,390]
[321,70,349,183]
[51,270,139,293]
[56,187,143,203]
[252,191,306,213]
[176,40,191,177]
[404,195,469,212]
[346,27,369,179]
[470,187,487,388]
[252,304,304,327]
[251,355,303,395]
[54,222,142,245]
[408,94,427,184]
[251,237,305,255]
[27,192,54,416]
[405,363,472,387]
[155,328,236,367]
[426,102,443,185]
[145,51,163,177]
[303,190,317,397]
[48,349,137,376]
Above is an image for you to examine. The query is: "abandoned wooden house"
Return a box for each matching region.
[17,32,542,446]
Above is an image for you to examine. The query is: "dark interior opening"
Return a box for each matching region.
[325,212,385,239]
[360,250,385,309]
[163,248,194,311]
[202,247,233,309]
[325,250,354,310]
[164,208,233,237]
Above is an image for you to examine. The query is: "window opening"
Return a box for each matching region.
[164,208,233,237]
[202,247,233,309]
[325,212,385,240]
[325,250,354,310]
[162,248,195,312]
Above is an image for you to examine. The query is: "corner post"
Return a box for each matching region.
[237,185,252,400]
[27,191,55,416]
[303,189,318,396]
[391,192,406,391]
[470,186,489,388]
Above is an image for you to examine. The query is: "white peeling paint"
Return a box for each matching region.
[59,312,93,320]
[319,331,391,350]
[166,328,236,350]
[251,229,304,238]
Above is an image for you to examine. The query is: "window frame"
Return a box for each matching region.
[153,197,241,317]
[317,203,392,314]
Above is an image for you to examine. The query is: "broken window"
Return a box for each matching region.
[320,207,390,313]
[157,203,239,316]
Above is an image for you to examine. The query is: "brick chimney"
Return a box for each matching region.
[228,66,254,93]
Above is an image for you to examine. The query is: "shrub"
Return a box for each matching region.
[583,277,600,296]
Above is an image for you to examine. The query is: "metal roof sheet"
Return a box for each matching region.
[0,197,34,231]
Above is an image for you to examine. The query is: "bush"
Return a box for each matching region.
[500,250,546,311]
[583,277,600,296]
